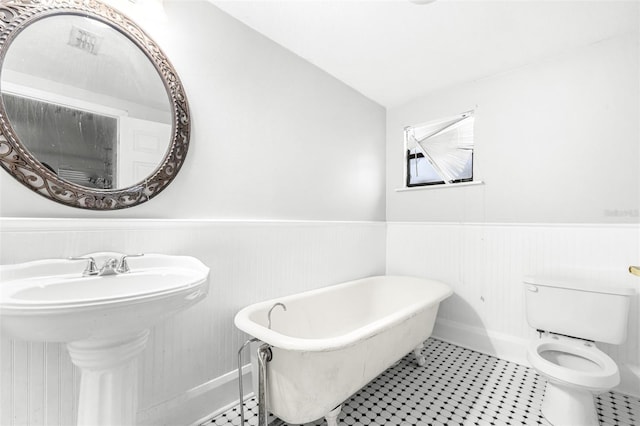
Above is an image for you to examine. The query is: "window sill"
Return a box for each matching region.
[395,180,484,192]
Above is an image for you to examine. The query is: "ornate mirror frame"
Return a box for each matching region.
[0,0,190,210]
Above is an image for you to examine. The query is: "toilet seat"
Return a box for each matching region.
[527,334,619,391]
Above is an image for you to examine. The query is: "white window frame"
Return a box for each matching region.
[400,110,482,191]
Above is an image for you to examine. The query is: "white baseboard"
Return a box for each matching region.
[137,364,253,426]
[618,364,640,399]
[432,318,530,367]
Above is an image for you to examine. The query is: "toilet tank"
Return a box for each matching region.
[524,276,635,344]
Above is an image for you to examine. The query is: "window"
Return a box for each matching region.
[404,111,474,187]
[3,93,117,189]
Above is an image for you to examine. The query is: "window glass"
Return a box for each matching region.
[405,112,474,187]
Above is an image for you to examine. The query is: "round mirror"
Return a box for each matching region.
[0,0,190,209]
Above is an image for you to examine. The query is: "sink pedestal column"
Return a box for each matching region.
[67,329,150,426]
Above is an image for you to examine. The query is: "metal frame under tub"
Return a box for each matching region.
[234,275,453,426]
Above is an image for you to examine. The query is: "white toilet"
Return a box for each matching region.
[523,276,634,426]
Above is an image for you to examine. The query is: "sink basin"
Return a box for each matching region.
[8,270,201,302]
[0,252,209,342]
[0,252,210,426]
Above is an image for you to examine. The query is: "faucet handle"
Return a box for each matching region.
[69,256,98,276]
[116,253,144,273]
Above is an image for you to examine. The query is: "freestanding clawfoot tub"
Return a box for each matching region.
[234,275,453,425]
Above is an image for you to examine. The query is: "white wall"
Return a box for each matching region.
[387,222,640,397]
[387,33,639,224]
[0,0,386,221]
[0,2,386,425]
[386,32,640,397]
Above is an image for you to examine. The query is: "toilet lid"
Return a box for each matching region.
[527,335,620,390]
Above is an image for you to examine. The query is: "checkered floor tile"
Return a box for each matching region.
[204,338,640,426]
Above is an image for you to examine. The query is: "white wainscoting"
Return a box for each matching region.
[3,219,638,425]
[0,218,386,426]
[387,222,640,398]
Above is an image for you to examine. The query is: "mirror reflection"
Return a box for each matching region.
[1,14,173,190]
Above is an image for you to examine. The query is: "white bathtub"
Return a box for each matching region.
[234,275,453,424]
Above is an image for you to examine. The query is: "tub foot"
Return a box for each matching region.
[325,405,342,426]
[413,343,426,367]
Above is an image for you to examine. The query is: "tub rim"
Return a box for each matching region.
[234,275,452,352]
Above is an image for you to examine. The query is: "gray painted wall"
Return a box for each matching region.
[0,1,386,221]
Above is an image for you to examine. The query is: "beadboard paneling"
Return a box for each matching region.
[4,219,638,424]
[0,219,386,426]
[387,222,640,397]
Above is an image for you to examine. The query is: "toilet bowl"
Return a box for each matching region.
[523,275,633,426]
[527,333,619,426]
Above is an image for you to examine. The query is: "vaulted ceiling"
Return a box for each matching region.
[211,0,639,108]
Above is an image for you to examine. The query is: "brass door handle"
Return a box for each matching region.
[629,266,640,277]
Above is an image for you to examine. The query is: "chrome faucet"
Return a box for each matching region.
[98,258,119,276]
[98,254,144,276]
[70,254,144,276]
[267,302,287,330]
[116,254,144,273]
[69,256,98,276]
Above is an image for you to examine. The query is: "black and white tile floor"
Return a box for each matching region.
[205,338,640,426]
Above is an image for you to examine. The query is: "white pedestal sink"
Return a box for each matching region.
[0,252,210,426]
